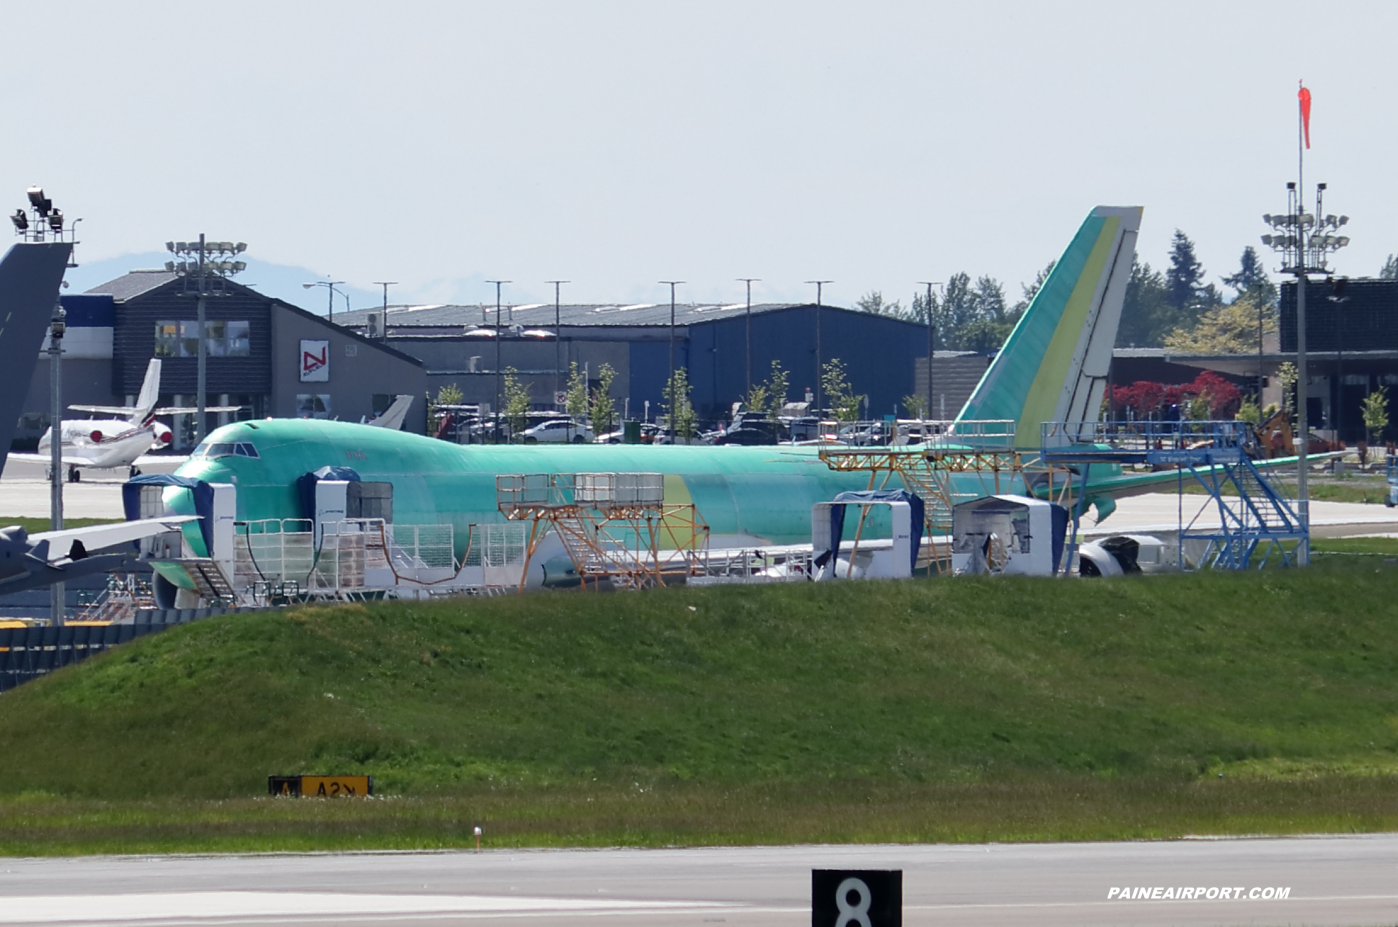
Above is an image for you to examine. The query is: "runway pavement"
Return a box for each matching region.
[0,456,183,521]
[0,836,1393,926]
[1086,491,1398,539]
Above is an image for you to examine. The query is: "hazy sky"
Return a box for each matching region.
[4,1,1394,313]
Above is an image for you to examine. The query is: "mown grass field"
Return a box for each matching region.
[0,542,1396,853]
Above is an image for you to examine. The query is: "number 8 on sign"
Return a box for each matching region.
[835,877,872,927]
[812,868,900,927]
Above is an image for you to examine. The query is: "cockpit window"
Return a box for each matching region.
[192,441,259,459]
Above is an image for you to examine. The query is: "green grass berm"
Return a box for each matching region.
[1,542,1396,853]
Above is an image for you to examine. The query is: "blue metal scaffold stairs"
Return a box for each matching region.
[1040,420,1308,570]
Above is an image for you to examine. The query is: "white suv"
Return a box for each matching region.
[519,419,594,443]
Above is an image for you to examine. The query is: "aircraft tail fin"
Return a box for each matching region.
[0,243,73,479]
[366,394,413,430]
[955,206,1141,449]
[133,358,161,424]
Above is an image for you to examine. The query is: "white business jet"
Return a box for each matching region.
[15,358,239,482]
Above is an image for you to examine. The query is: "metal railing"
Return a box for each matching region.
[1041,419,1252,455]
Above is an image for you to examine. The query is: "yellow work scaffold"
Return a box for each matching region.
[496,472,710,590]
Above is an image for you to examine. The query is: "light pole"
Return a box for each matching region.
[47,304,65,625]
[168,238,247,443]
[660,281,684,435]
[487,280,510,442]
[547,280,569,410]
[806,280,832,414]
[1260,174,1350,566]
[1329,278,1350,444]
[371,281,396,339]
[917,281,941,422]
[303,279,347,323]
[737,278,760,402]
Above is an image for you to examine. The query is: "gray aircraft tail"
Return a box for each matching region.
[0,243,73,477]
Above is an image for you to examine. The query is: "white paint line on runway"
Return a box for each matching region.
[0,892,736,924]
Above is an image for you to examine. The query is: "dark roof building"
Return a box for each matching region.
[337,301,935,421]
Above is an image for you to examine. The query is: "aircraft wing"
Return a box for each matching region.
[150,405,243,415]
[30,515,201,558]
[0,516,199,597]
[68,404,139,416]
[7,452,121,469]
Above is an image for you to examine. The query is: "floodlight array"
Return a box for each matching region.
[164,239,248,277]
[1259,186,1349,275]
[10,186,75,242]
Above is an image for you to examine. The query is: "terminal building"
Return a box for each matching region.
[1110,278,1398,446]
[19,270,427,448]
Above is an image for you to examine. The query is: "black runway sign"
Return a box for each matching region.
[812,869,901,927]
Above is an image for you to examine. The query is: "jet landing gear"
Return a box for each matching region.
[128,466,141,478]
[67,466,81,483]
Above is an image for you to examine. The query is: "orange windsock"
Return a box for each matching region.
[1299,83,1312,149]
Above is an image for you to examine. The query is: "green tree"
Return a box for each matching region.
[1222,246,1271,299]
[744,382,769,418]
[588,363,617,438]
[1011,260,1056,316]
[1165,229,1205,315]
[926,273,1018,351]
[564,362,588,429]
[1381,255,1398,279]
[1235,397,1262,427]
[1116,259,1173,347]
[1362,386,1390,443]
[428,382,463,433]
[855,291,905,317]
[663,367,697,440]
[821,358,861,422]
[932,273,976,348]
[1163,292,1278,354]
[902,393,927,420]
[502,367,530,441]
[909,288,935,325]
[763,360,789,417]
[1276,361,1299,415]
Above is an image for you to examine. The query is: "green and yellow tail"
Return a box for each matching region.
[956,206,1141,448]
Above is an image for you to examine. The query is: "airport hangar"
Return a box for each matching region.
[17,270,428,451]
[335,301,994,423]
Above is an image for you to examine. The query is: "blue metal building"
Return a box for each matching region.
[338,301,933,421]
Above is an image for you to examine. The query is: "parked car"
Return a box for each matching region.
[712,425,779,446]
[519,419,594,443]
[595,423,662,444]
[834,422,891,446]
